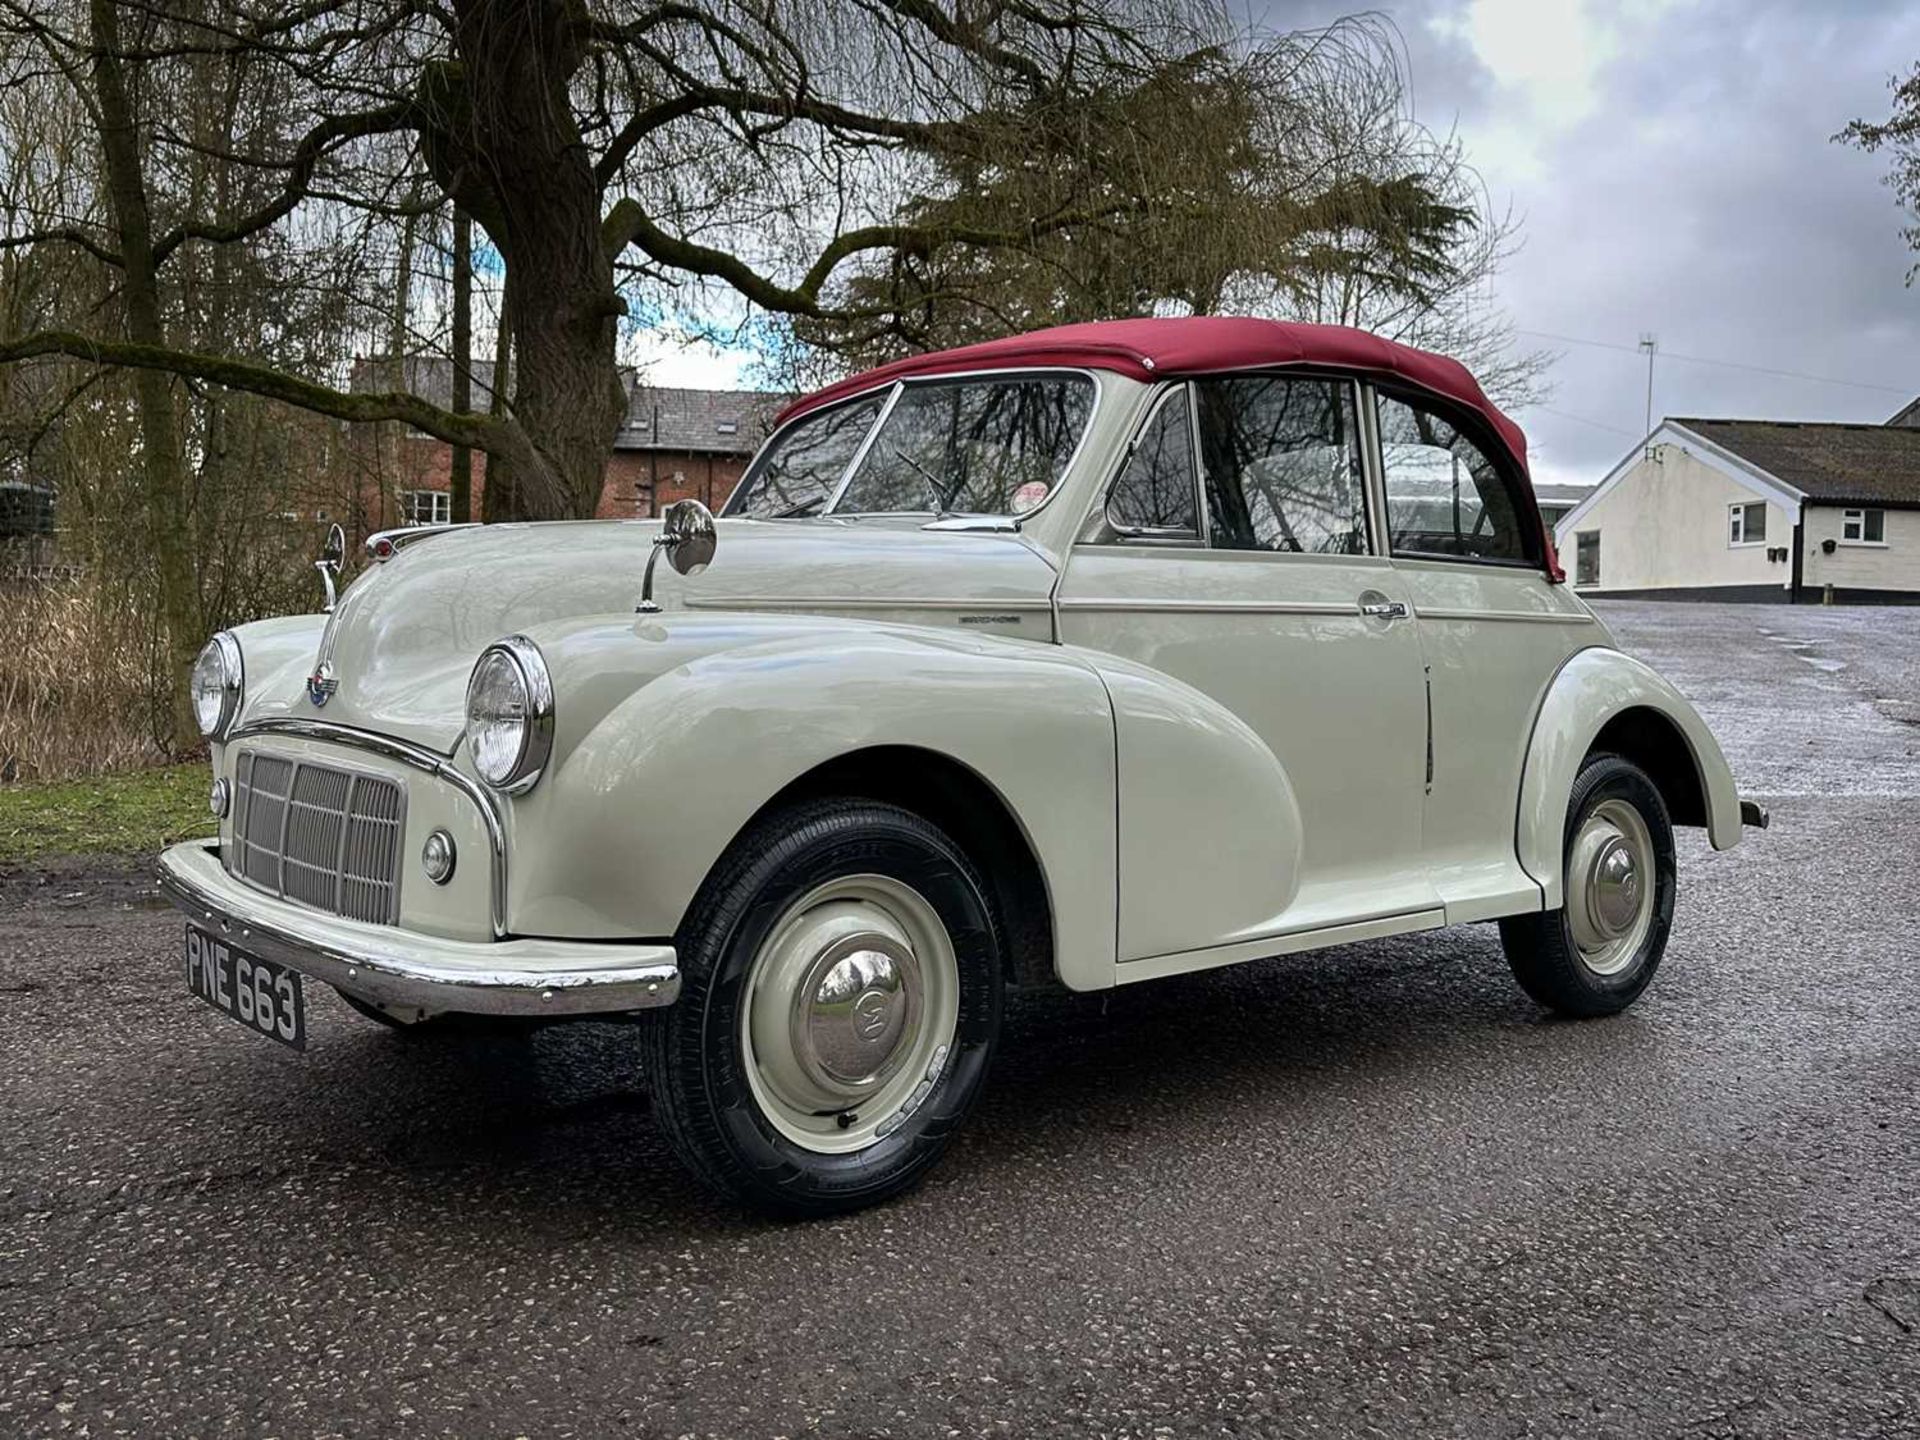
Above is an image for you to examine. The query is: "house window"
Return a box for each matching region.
[1575,530,1600,586]
[1842,508,1886,543]
[399,489,450,526]
[715,419,738,435]
[1728,501,1767,545]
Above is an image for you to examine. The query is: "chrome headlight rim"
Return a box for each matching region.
[465,634,555,794]
[192,631,245,740]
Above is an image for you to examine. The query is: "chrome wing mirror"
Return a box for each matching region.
[637,499,717,613]
[316,522,346,612]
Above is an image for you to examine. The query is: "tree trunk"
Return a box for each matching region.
[384,194,420,529]
[480,269,515,523]
[433,0,627,520]
[88,0,202,753]
[450,206,473,523]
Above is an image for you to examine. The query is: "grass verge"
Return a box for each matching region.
[0,763,215,864]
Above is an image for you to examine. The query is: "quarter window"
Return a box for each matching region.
[1194,377,1367,554]
[1843,508,1886,543]
[1575,530,1600,586]
[1106,389,1198,535]
[727,394,886,518]
[1377,394,1534,564]
[399,489,450,525]
[1729,502,1767,545]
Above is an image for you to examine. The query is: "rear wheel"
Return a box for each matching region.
[1499,753,1675,1017]
[640,798,1003,1216]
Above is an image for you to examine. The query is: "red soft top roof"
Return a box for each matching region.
[777,315,1530,475]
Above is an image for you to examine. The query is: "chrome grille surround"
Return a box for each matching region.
[228,749,406,924]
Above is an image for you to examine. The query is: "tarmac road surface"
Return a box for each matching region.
[3,599,1918,1438]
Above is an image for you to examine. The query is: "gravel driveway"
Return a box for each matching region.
[3,599,1918,1438]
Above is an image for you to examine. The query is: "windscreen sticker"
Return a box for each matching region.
[1011,481,1050,514]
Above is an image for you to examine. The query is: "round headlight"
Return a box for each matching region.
[190,632,244,739]
[465,636,554,792]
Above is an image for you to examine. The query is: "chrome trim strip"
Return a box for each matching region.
[1057,598,1363,616]
[683,595,1053,612]
[364,522,481,561]
[823,381,904,514]
[1415,608,1597,625]
[231,718,510,939]
[160,842,679,1017]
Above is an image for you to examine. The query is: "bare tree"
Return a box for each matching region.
[1,0,1536,752]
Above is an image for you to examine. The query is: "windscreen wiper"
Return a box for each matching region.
[890,447,952,517]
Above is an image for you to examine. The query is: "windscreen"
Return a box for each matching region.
[831,375,1094,517]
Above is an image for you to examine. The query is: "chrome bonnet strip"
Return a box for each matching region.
[231,717,509,939]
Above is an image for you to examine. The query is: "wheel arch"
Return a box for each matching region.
[1517,645,1742,909]
[1590,706,1707,829]
[741,745,1058,992]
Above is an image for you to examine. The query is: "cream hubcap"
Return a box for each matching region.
[1565,798,1655,976]
[740,875,959,1154]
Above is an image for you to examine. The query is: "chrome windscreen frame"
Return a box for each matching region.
[227,717,509,939]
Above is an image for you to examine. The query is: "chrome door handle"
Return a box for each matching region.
[1358,597,1410,621]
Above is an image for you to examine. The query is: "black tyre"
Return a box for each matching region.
[640,798,1004,1217]
[1499,753,1676,1017]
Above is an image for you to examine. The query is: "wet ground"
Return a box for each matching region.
[3,599,1918,1438]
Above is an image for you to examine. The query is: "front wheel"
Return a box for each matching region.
[1499,753,1676,1017]
[639,799,1003,1216]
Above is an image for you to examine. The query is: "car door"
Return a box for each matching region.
[1367,384,1604,921]
[1055,373,1441,964]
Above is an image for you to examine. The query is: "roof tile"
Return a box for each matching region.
[1675,418,1920,508]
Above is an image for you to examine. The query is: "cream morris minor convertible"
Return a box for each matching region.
[159,316,1765,1215]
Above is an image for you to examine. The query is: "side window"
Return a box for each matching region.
[1194,377,1367,554]
[1575,530,1600,586]
[726,394,885,518]
[1378,393,1534,564]
[1106,388,1197,535]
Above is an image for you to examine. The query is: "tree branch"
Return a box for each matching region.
[0,226,121,266]
[602,195,1144,314]
[0,329,529,462]
[149,102,415,265]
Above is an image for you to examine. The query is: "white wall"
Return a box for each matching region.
[1801,505,1920,595]
[1555,444,1793,594]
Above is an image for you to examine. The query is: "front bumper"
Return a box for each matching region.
[158,840,680,1017]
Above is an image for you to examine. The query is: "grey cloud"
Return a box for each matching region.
[1260,1,1920,483]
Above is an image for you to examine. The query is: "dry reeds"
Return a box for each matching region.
[0,572,173,781]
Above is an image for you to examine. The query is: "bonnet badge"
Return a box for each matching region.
[307,660,338,708]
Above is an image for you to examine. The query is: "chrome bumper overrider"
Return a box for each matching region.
[158,840,680,1017]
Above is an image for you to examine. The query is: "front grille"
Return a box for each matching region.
[229,751,405,923]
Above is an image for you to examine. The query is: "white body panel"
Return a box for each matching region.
[1057,547,1437,962]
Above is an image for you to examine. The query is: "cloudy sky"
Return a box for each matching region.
[641,0,1920,489]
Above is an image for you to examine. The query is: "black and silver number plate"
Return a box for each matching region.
[185,926,306,1051]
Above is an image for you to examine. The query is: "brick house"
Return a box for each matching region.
[345,358,785,530]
